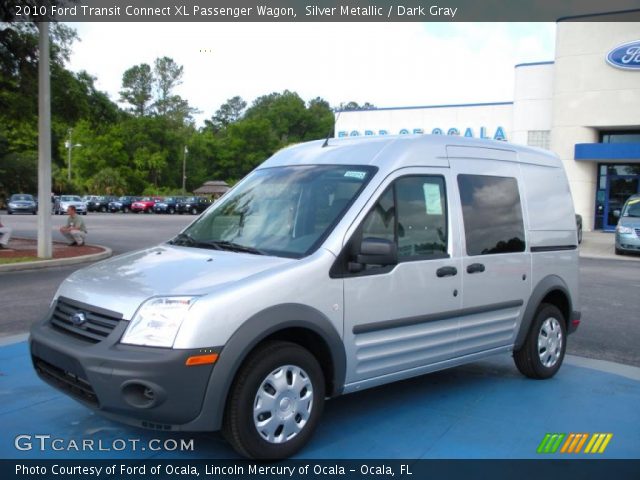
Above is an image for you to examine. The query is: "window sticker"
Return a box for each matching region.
[344,171,367,180]
[423,183,443,215]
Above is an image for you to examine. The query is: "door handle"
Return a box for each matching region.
[436,266,458,278]
[466,263,485,274]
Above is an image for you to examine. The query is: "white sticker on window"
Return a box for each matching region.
[423,183,443,215]
[344,171,367,180]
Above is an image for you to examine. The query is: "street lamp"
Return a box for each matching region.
[182,145,188,194]
[65,129,81,182]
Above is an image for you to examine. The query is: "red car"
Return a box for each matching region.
[130,197,161,213]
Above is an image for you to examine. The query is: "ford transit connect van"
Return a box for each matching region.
[30,135,581,459]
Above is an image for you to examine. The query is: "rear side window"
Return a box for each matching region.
[457,174,525,256]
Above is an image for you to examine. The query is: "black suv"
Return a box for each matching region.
[88,196,117,213]
[153,196,184,214]
[108,196,140,213]
[176,196,211,215]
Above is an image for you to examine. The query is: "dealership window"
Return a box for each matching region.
[457,174,525,256]
[527,130,550,150]
[600,131,640,144]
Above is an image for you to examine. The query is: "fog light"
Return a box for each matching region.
[121,381,165,408]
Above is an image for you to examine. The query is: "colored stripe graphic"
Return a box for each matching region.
[584,433,613,454]
[537,433,565,453]
[539,433,613,454]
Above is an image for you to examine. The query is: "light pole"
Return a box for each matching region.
[182,145,188,194]
[65,129,81,182]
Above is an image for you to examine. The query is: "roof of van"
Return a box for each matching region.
[260,134,561,172]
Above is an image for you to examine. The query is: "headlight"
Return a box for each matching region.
[616,225,634,234]
[121,296,197,348]
[8,203,17,207]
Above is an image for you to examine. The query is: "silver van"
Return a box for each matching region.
[30,135,581,459]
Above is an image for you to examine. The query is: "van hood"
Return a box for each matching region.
[57,244,294,319]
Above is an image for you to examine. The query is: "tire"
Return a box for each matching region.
[222,341,325,460]
[191,207,198,215]
[169,207,175,215]
[82,212,87,215]
[615,247,623,255]
[514,303,566,379]
[123,206,130,213]
[577,225,582,244]
[100,206,107,213]
[7,211,12,215]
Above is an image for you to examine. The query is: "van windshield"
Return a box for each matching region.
[173,165,376,258]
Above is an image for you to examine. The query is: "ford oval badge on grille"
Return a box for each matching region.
[606,40,640,70]
[71,311,88,326]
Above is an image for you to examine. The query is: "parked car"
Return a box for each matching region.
[87,196,117,213]
[131,197,159,213]
[614,194,640,255]
[153,196,184,214]
[7,193,37,215]
[176,196,211,215]
[108,196,140,213]
[30,135,580,460]
[54,195,87,215]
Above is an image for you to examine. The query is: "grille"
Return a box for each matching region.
[50,297,122,343]
[33,357,98,406]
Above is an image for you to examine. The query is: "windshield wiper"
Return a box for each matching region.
[169,232,196,246]
[195,240,266,255]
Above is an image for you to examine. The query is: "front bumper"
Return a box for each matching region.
[615,231,640,253]
[30,299,218,431]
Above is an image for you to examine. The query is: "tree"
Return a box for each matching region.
[119,63,153,116]
[338,101,376,111]
[153,56,184,115]
[205,96,247,132]
[86,168,127,195]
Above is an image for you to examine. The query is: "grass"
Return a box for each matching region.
[0,256,44,265]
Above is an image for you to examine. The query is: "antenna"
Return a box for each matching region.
[322,109,341,148]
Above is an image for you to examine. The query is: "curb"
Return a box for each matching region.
[579,252,640,262]
[0,245,112,273]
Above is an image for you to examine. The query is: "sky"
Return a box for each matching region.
[66,22,556,125]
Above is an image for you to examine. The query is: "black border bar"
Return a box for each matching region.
[5,1,640,22]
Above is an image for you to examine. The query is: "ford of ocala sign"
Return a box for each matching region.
[338,126,508,141]
[606,40,640,70]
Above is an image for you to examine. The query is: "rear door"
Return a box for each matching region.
[448,149,531,355]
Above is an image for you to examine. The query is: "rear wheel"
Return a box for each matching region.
[123,206,130,213]
[223,341,325,460]
[191,207,198,215]
[514,303,566,379]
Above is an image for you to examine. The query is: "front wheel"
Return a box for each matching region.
[514,303,566,379]
[223,341,325,460]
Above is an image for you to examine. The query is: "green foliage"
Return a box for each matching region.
[1,24,341,200]
[119,63,153,116]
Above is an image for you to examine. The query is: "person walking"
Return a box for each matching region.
[0,215,12,249]
[59,205,87,246]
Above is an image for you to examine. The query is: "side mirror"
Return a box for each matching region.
[613,209,621,218]
[348,237,398,273]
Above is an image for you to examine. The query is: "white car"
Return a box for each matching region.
[54,195,87,215]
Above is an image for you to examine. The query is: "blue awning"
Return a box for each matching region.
[575,143,640,160]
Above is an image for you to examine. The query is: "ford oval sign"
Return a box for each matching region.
[606,40,640,70]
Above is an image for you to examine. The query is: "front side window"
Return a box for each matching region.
[457,174,525,256]
[175,165,376,258]
[359,175,448,261]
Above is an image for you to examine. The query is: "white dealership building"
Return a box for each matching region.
[335,19,640,232]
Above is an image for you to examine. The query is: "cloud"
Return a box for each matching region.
[66,22,555,125]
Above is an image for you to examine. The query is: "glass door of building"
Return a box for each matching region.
[604,176,640,230]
